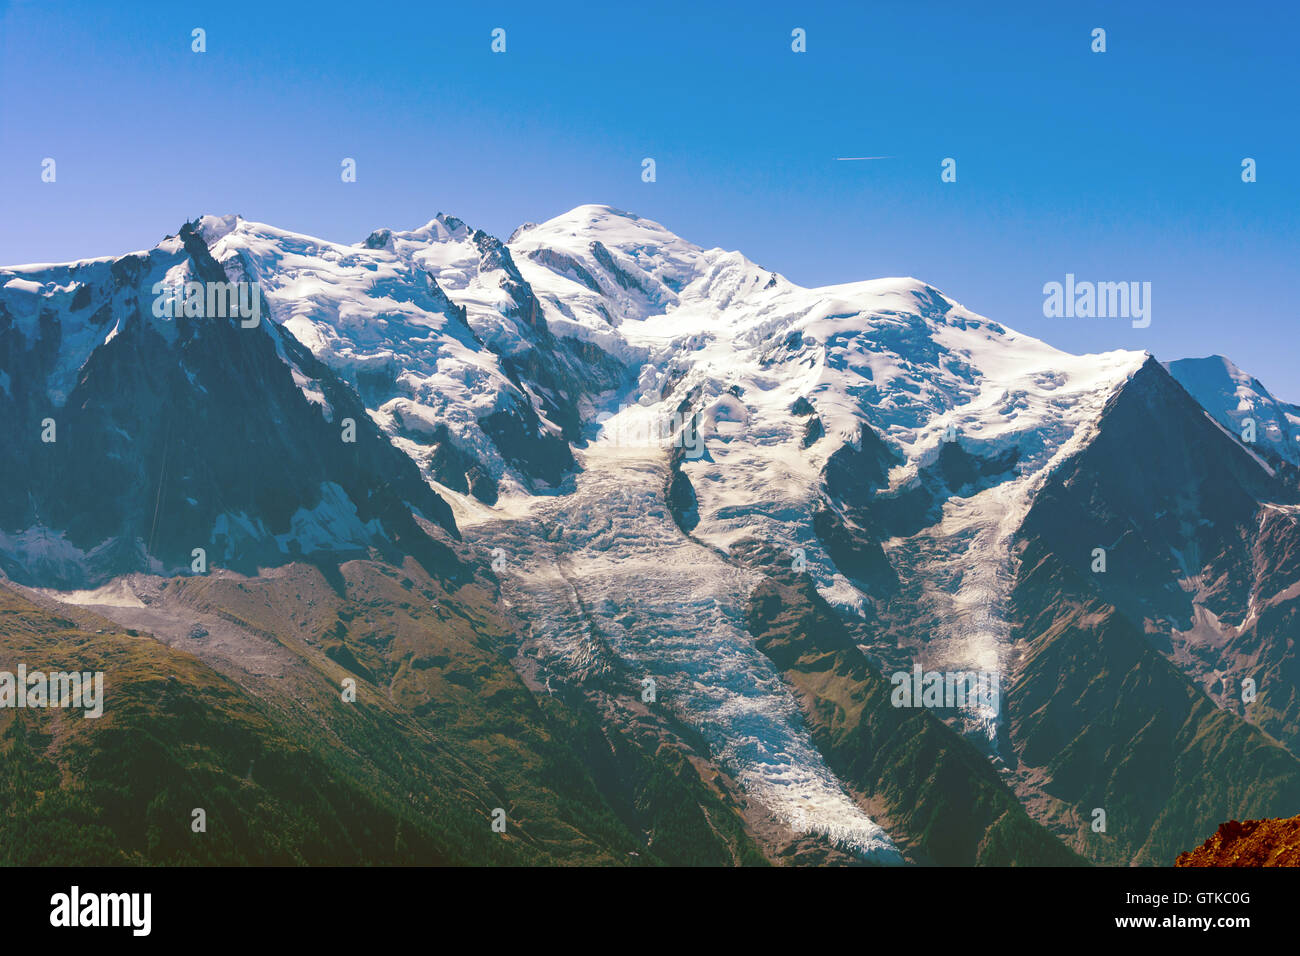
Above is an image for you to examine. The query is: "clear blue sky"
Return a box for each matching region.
[3,0,1297,398]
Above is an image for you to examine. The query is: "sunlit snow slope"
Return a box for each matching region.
[502,206,1148,744]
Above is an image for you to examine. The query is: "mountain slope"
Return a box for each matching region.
[739,544,1083,866]
[1021,356,1300,758]
[1006,360,1300,864]
[1167,355,1300,468]
[0,222,457,588]
[1,564,766,866]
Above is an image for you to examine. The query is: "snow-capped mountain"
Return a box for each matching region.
[195,212,610,504]
[0,222,458,588]
[3,203,1299,866]
[1166,355,1300,467]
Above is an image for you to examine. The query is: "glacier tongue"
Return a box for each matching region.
[465,439,902,861]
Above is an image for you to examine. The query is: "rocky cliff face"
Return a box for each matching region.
[1000,359,1300,864]
[1177,816,1300,866]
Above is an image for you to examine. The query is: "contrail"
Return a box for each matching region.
[836,156,894,161]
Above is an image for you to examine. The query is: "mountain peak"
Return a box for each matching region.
[370,213,473,246]
[518,204,698,255]
[193,213,244,244]
[1167,354,1300,465]
[550,202,641,223]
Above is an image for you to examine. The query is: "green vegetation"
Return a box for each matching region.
[0,566,763,866]
[743,566,1084,867]
[1009,549,1300,865]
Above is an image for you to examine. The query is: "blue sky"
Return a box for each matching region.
[3,0,1297,397]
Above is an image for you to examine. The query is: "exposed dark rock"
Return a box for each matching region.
[589,240,646,293]
[527,247,602,294]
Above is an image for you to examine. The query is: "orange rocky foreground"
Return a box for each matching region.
[1176,816,1300,867]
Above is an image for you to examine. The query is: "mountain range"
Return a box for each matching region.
[1,204,1296,865]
